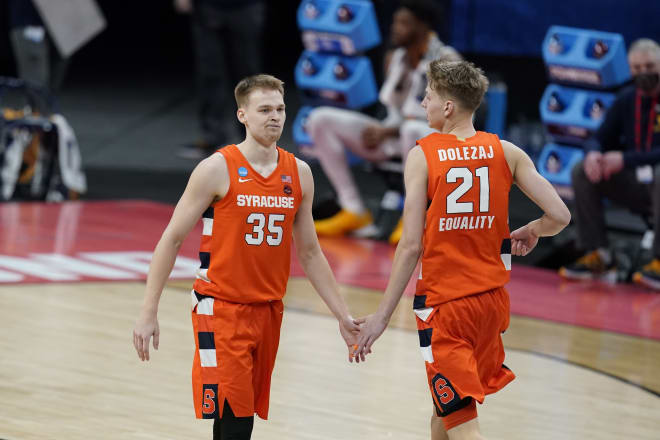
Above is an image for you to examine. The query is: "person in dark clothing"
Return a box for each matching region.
[174,0,266,159]
[560,38,660,290]
[8,0,69,93]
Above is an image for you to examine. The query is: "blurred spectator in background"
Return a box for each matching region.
[560,38,660,290]
[8,0,69,94]
[175,0,266,159]
[545,152,561,174]
[308,0,460,242]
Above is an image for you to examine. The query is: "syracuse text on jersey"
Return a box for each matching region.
[236,194,296,209]
[438,144,496,233]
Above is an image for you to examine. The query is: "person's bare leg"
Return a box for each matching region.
[446,418,485,440]
[431,410,449,440]
[307,106,389,215]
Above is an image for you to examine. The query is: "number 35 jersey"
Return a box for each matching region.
[192,144,302,304]
[415,132,512,307]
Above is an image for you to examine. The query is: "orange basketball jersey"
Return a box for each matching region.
[192,145,302,303]
[415,131,512,308]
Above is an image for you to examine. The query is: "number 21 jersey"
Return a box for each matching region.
[415,132,512,307]
[192,144,302,303]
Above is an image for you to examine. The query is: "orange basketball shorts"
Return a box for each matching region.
[191,291,284,420]
[416,286,516,420]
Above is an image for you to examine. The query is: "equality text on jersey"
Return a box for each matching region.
[438,215,495,232]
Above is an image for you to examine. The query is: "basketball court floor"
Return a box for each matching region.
[1,200,659,439]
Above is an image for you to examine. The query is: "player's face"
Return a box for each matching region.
[390,8,420,47]
[239,88,286,144]
[421,85,449,130]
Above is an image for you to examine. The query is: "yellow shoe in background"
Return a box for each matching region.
[632,258,660,291]
[559,250,615,280]
[314,209,373,237]
[388,218,403,245]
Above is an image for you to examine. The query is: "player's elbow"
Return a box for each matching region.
[296,243,320,266]
[554,205,571,229]
[398,237,423,258]
[561,209,571,227]
[545,205,571,234]
[161,229,185,251]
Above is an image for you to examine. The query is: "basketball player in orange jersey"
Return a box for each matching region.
[132,74,361,440]
[354,61,571,440]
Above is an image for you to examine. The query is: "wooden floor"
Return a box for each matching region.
[1,201,658,439]
[1,279,659,440]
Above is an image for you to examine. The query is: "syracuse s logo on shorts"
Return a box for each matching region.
[202,384,219,419]
[431,373,458,413]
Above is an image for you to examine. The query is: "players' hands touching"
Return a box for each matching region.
[583,151,603,184]
[362,125,386,150]
[510,224,539,256]
[338,316,362,363]
[133,312,160,362]
[353,313,388,362]
[601,151,624,181]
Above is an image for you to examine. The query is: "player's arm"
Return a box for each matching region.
[502,140,571,256]
[133,154,228,361]
[355,146,427,356]
[292,159,360,362]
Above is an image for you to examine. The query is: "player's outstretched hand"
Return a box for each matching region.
[353,313,387,362]
[338,317,362,363]
[510,224,539,256]
[133,313,160,362]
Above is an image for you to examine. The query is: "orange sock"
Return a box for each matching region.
[442,399,477,431]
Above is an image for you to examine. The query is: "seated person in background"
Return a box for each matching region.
[560,38,660,290]
[308,0,460,241]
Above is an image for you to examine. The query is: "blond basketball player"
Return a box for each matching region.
[354,61,571,439]
[132,74,361,440]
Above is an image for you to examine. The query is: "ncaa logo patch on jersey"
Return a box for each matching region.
[283,185,292,195]
[238,167,248,177]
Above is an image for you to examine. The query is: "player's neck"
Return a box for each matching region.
[236,136,278,167]
[443,119,477,140]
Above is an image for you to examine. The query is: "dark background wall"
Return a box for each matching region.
[451,0,660,57]
[0,0,651,268]
[0,1,304,82]
[0,0,657,131]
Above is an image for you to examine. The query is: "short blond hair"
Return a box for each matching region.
[427,60,489,112]
[234,74,285,108]
[629,38,660,58]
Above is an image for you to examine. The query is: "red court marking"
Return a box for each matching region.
[1,201,658,340]
[0,201,202,283]
[292,236,660,340]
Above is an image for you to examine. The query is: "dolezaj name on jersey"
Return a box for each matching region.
[437,145,494,162]
[439,215,495,231]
